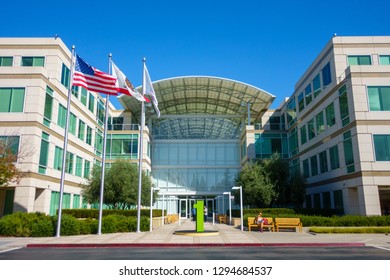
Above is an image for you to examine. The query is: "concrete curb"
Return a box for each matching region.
[26,242,366,248]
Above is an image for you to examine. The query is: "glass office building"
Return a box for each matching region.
[119,76,274,217]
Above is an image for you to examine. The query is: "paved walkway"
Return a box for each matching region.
[1,219,390,252]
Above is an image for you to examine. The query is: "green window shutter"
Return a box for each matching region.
[54,146,63,170]
[9,88,25,112]
[57,104,67,128]
[38,132,50,174]
[329,145,340,170]
[78,120,85,141]
[61,63,70,88]
[69,113,77,135]
[0,88,11,112]
[80,88,87,106]
[0,57,13,66]
[75,156,83,177]
[86,126,92,145]
[84,160,90,179]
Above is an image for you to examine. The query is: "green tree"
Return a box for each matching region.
[234,162,277,207]
[0,139,20,187]
[262,153,306,208]
[81,159,154,209]
[262,153,290,206]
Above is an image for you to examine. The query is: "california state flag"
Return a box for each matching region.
[111,61,148,102]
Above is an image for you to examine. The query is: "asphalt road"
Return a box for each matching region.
[1,246,389,260]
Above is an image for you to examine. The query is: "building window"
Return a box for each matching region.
[97,100,105,125]
[80,88,88,106]
[287,97,296,127]
[269,116,280,130]
[66,152,74,174]
[300,125,307,145]
[78,120,85,141]
[348,55,372,65]
[75,156,83,177]
[319,150,328,173]
[307,118,315,140]
[0,56,13,66]
[57,104,67,128]
[313,193,321,209]
[0,136,20,159]
[315,111,325,135]
[38,132,50,174]
[61,63,70,89]
[73,194,81,209]
[305,84,312,106]
[329,145,340,170]
[88,93,95,113]
[0,88,25,112]
[84,160,91,179]
[302,159,310,178]
[95,129,103,156]
[325,102,336,127]
[379,55,390,65]
[86,126,92,145]
[323,192,331,209]
[69,113,77,135]
[107,134,139,159]
[21,56,45,67]
[368,86,390,111]
[373,135,390,161]
[313,73,321,98]
[333,190,344,214]
[322,62,332,87]
[288,128,298,157]
[343,131,355,173]
[310,155,318,176]
[298,92,304,112]
[54,146,63,171]
[338,85,350,126]
[43,86,53,127]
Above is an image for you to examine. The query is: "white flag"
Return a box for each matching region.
[111,61,147,102]
[143,64,160,118]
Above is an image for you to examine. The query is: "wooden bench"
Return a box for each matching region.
[247,217,274,232]
[217,214,227,224]
[275,217,302,232]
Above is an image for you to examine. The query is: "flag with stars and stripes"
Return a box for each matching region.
[73,55,117,95]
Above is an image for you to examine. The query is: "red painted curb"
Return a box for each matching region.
[26,242,366,248]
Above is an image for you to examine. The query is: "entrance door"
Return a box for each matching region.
[179,199,187,219]
[206,199,214,219]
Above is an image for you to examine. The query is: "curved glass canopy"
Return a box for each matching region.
[119,76,275,139]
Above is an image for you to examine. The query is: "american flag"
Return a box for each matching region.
[73,55,118,95]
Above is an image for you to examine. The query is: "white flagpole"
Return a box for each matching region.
[136,58,146,232]
[56,45,75,237]
[97,53,112,235]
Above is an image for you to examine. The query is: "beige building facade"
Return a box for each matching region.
[0,36,389,217]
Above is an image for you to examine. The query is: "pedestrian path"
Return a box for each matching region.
[1,219,390,252]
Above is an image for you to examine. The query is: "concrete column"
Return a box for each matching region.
[357,185,381,216]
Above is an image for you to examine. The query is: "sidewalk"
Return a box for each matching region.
[1,219,389,251]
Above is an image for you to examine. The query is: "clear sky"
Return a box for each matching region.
[2,0,390,109]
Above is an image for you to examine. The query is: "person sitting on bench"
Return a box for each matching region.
[255,212,264,232]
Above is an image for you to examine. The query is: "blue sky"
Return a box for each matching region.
[2,0,390,109]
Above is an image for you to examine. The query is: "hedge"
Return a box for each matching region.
[0,212,150,237]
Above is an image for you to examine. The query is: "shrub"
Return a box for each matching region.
[52,214,81,236]
[79,218,98,235]
[31,217,54,237]
[0,212,53,237]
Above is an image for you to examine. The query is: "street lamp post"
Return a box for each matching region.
[223,191,232,225]
[232,186,243,231]
[150,187,160,232]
